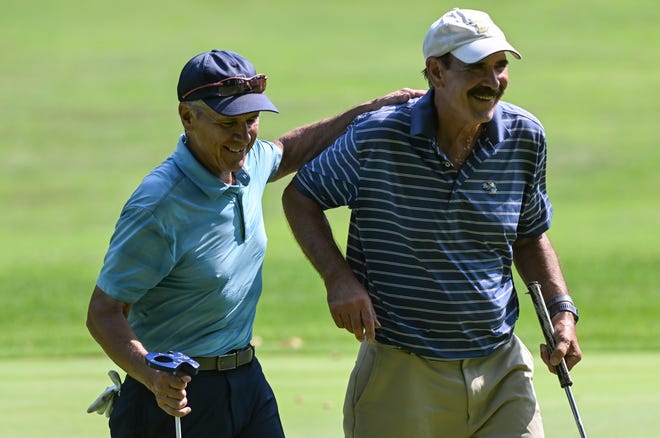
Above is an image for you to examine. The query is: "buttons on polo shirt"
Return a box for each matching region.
[442,160,452,168]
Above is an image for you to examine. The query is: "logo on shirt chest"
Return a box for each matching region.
[482,181,498,194]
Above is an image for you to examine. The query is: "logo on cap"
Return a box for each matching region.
[471,17,490,34]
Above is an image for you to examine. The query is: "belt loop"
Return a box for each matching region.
[216,353,238,371]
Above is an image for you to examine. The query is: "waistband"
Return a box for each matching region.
[192,345,255,372]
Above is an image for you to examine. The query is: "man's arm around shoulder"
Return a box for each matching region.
[271,88,423,180]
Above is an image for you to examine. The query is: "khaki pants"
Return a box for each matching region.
[343,335,544,438]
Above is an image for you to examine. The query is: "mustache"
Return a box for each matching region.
[468,86,505,99]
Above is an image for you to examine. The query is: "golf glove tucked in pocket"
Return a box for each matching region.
[87,370,122,418]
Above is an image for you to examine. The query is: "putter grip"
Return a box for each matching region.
[145,351,200,377]
[527,282,572,388]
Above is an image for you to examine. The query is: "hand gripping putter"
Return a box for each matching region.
[146,351,200,438]
[527,281,587,438]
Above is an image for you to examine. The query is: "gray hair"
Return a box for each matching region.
[181,99,210,117]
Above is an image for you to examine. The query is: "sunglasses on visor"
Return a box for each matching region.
[181,74,267,100]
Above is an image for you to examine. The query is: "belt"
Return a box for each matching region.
[193,345,255,372]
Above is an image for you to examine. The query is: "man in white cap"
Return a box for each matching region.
[86,49,422,437]
[283,9,583,437]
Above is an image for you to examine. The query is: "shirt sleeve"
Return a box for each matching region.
[96,207,176,303]
[253,139,282,183]
[292,124,361,210]
[517,134,553,237]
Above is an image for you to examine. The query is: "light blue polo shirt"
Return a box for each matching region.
[293,91,553,360]
[97,134,282,357]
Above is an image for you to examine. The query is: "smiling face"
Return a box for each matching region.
[429,52,510,127]
[179,101,260,181]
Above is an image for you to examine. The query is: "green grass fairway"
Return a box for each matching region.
[1,352,658,437]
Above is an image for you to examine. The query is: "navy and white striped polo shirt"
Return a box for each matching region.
[292,91,553,359]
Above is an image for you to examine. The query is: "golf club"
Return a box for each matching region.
[527,281,587,438]
[146,351,200,438]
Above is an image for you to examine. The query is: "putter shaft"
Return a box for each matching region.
[175,416,182,438]
[527,282,587,438]
[565,387,587,438]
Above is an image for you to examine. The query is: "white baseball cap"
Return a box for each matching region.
[422,8,522,63]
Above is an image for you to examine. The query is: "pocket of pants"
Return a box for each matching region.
[512,334,535,374]
[346,342,383,408]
